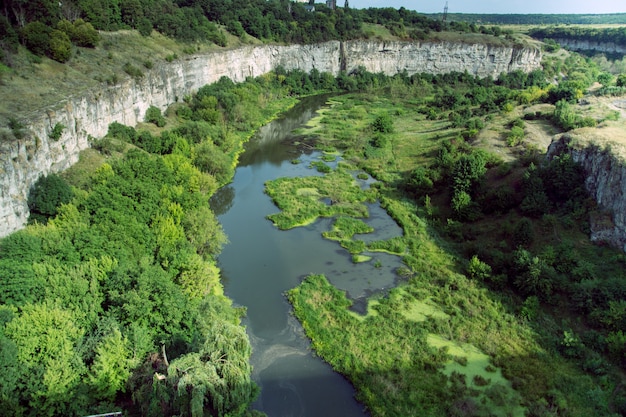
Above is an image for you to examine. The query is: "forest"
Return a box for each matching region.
[0,0,515,65]
[1,1,626,416]
[4,57,626,416]
[436,13,626,25]
[530,26,626,48]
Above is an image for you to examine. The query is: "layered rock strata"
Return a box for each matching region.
[0,40,542,237]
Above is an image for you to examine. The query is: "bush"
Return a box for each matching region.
[49,123,65,141]
[371,113,394,133]
[137,18,153,36]
[507,125,524,147]
[49,30,72,63]
[467,255,492,281]
[8,117,25,139]
[0,15,19,54]
[145,106,166,127]
[408,167,434,195]
[20,21,52,56]
[513,217,534,247]
[71,19,100,47]
[107,122,137,143]
[123,62,144,78]
[28,174,74,223]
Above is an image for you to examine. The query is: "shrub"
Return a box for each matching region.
[49,30,72,63]
[49,123,65,141]
[467,255,492,281]
[123,62,144,78]
[21,21,51,56]
[137,18,153,36]
[71,19,100,47]
[371,113,394,133]
[145,106,166,127]
[507,125,524,147]
[597,72,613,86]
[408,167,434,195]
[8,117,25,139]
[370,133,388,148]
[0,15,19,54]
[176,106,193,120]
[513,217,534,247]
[107,122,137,143]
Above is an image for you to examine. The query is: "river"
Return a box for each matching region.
[211,95,404,417]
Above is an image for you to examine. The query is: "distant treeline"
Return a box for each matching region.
[428,13,626,25]
[529,26,626,47]
[0,0,510,64]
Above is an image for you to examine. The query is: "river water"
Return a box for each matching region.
[211,96,404,417]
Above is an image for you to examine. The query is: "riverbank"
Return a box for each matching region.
[273,90,626,416]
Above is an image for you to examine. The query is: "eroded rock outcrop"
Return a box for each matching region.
[0,40,542,237]
[547,133,626,251]
[552,38,626,55]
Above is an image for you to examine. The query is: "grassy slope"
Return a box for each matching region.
[0,24,526,127]
[0,28,254,123]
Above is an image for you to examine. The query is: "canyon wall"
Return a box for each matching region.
[552,38,626,55]
[0,40,542,237]
[547,134,626,251]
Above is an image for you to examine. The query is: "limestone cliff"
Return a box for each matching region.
[547,133,626,251]
[0,40,541,237]
[342,41,541,78]
[552,38,626,55]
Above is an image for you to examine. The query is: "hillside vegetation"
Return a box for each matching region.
[0,0,521,127]
[2,3,626,416]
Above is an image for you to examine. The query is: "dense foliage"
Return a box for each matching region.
[263,60,626,416]
[0,66,343,416]
[530,26,626,49]
[2,15,626,414]
[0,0,515,65]
[439,13,626,25]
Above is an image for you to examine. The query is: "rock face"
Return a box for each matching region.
[0,40,542,237]
[552,38,626,55]
[547,135,626,251]
[342,40,541,77]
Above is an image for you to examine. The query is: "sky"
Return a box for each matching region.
[350,0,626,14]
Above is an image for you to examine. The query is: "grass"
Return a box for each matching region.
[0,29,237,124]
[276,86,626,416]
[265,168,376,229]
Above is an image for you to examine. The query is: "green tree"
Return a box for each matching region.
[182,205,228,259]
[466,255,492,281]
[520,164,551,217]
[20,21,51,56]
[597,72,613,86]
[28,173,74,223]
[49,29,72,62]
[513,217,534,247]
[452,153,486,195]
[192,140,234,185]
[4,303,86,416]
[88,328,134,400]
[407,166,435,195]
[145,105,166,127]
